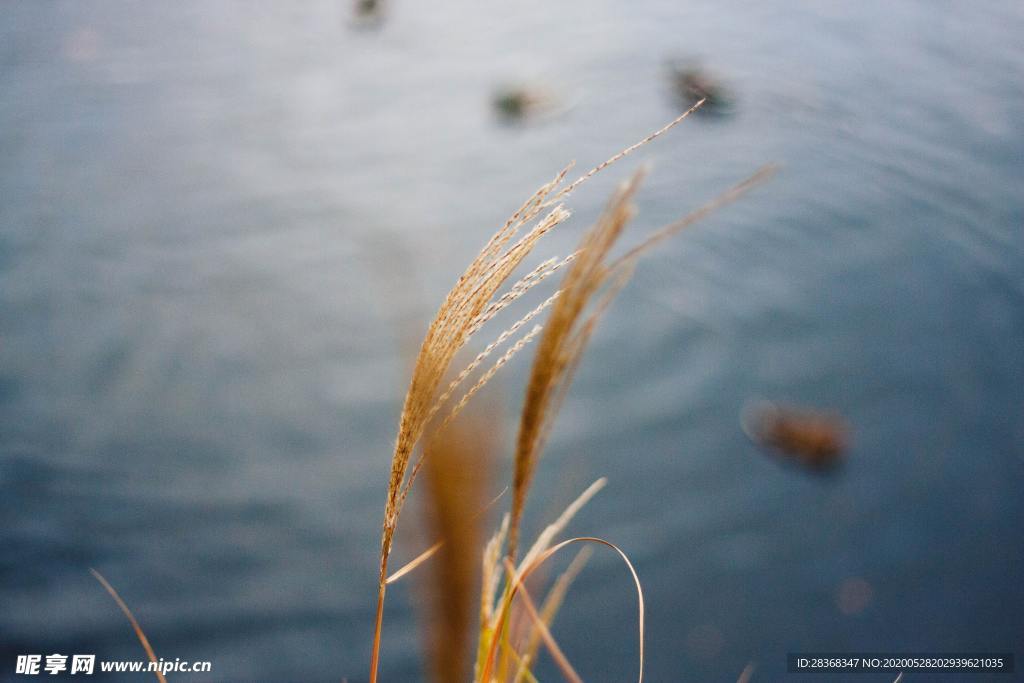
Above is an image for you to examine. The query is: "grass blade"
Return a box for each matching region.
[90,569,167,683]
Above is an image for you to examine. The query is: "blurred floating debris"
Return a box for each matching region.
[492,85,559,123]
[836,576,874,616]
[352,0,385,28]
[742,400,849,472]
[668,61,733,116]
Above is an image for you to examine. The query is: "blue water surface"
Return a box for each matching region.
[2,1,1022,681]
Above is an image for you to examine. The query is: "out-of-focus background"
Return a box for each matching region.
[2,1,1022,681]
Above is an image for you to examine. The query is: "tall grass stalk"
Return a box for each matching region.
[370,99,775,682]
[368,101,707,683]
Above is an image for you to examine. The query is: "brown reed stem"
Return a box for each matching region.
[369,582,386,683]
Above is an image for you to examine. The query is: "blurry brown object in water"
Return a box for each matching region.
[352,0,385,27]
[669,61,733,116]
[743,401,849,471]
[492,86,556,123]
